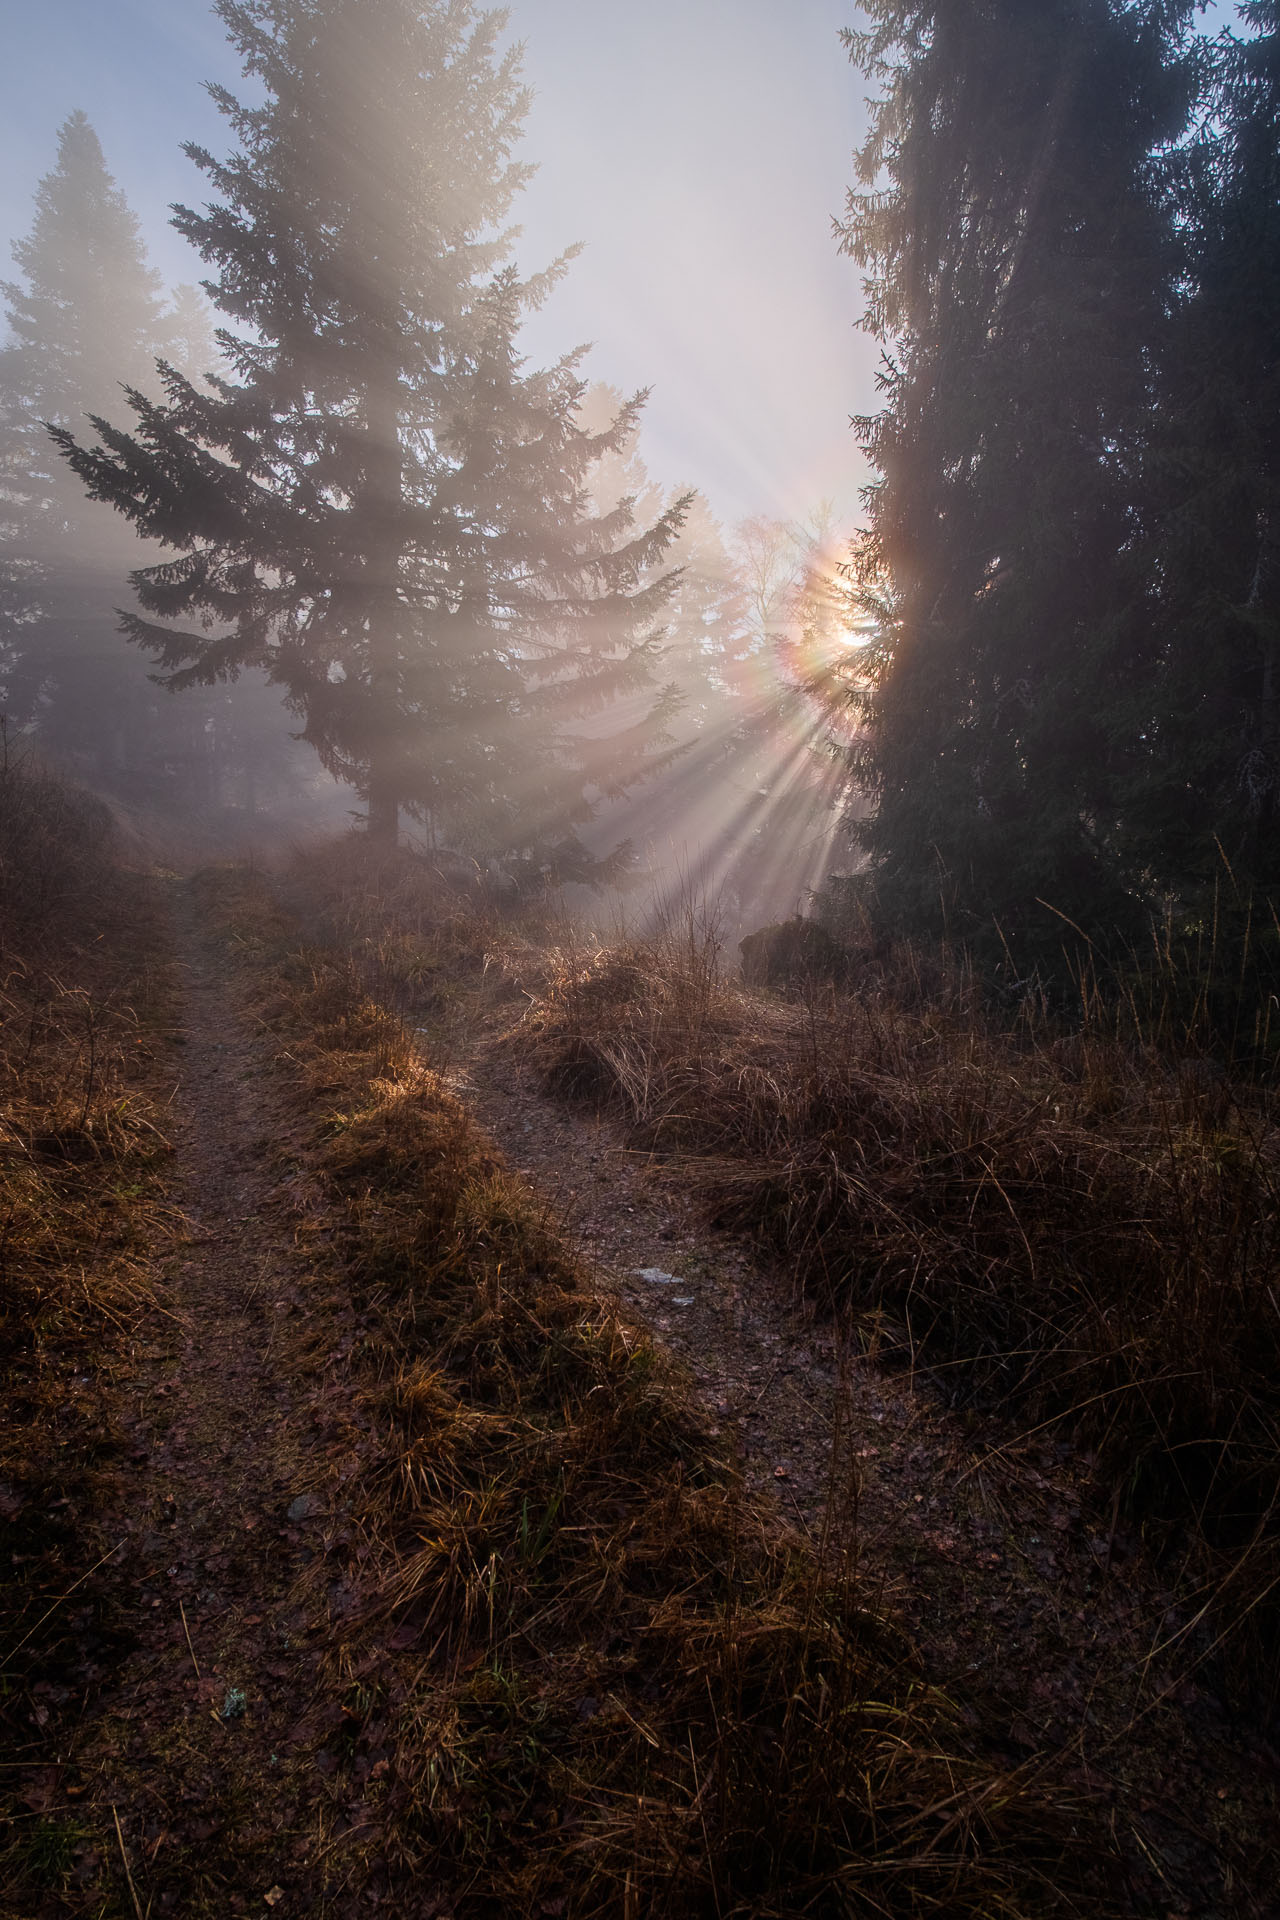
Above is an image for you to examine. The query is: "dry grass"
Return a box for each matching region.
[526,907,1280,1716]
[280,836,560,1031]
[0,746,118,958]
[191,861,1105,1918]
[0,754,177,1850]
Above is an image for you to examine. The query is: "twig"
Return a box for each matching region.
[1102,1481,1123,1574]
[179,1601,201,1682]
[1,1539,125,1668]
[688,1731,723,1919]
[112,1804,145,1920]
[785,1488,815,1543]
[752,1362,781,1405]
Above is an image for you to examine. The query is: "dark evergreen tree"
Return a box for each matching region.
[59,0,688,856]
[1123,3,1280,907]
[838,1,1193,961]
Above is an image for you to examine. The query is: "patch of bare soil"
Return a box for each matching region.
[456,1020,1279,1920]
[8,888,364,1918]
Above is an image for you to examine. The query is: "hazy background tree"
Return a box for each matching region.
[572,389,859,930]
[0,111,311,830]
[0,111,173,776]
[60,0,693,863]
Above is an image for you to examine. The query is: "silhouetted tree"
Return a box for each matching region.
[839,0,1193,961]
[1123,3,1280,906]
[60,0,688,857]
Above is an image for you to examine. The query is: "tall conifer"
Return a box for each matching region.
[2,116,311,817]
[1126,3,1280,905]
[60,0,687,855]
[838,1,1192,959]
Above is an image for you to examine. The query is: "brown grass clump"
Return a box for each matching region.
[0,746,118,957]
[280,834,563,1021]
[531,911,1280,1713]
[193,864,1101,1918]
[0,754,176,1831]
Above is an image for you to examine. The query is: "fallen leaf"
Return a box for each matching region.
[17,1769,58,1814]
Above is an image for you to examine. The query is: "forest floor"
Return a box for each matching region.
[2,869,1277,1917]
[410,941,1280,1918]
[3,882,376,1914]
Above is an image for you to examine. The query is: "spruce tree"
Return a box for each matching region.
[0,113,172,767]
[572,389,853,925]
[838,1,1192,962]
[1,118,310,820]
[578,382,746,742]
[1125,3,1280,907]
[59,0,687,856]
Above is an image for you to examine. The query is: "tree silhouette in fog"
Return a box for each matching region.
[1,113,309,822]
[1,113,173,773]
[59,0,688,858]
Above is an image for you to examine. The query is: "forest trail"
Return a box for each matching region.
[14,877,1274,1918]
[451,1009,1278,1918]
[31,888,360,1916]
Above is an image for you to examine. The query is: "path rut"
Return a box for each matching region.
[55,889,353,1916]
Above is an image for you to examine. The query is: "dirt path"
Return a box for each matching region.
[46,889,356,1917]
[15,883,1275,1918]
[456,1016,1279,1920]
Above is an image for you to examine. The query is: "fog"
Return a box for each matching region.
[0,0,872,921]
[3,0,1251,943]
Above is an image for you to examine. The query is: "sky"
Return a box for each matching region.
[0,0,873,533]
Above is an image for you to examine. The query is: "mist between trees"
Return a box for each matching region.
[2,0,1279,1028]
[1,0,856,933]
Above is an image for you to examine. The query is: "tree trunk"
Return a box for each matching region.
[366,774,399,849]
[363,343,403,851]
